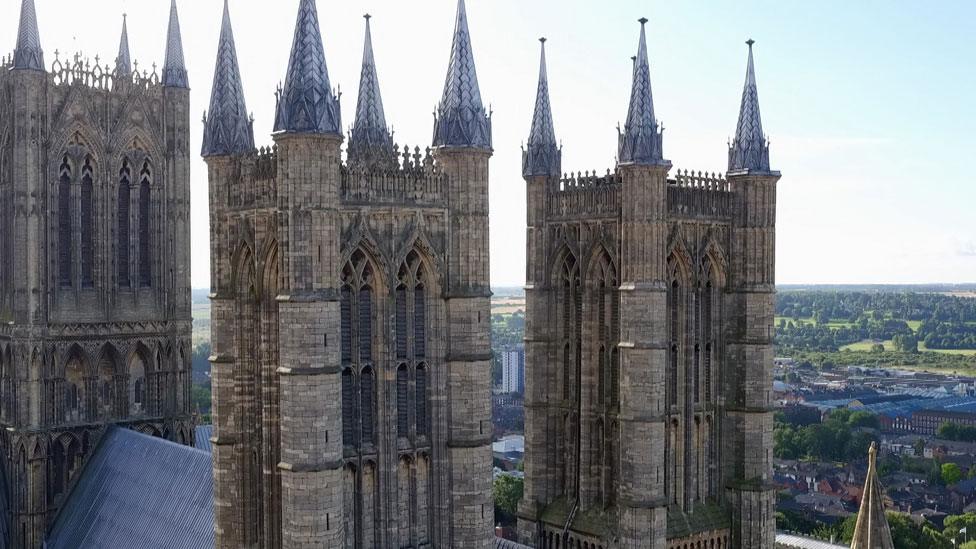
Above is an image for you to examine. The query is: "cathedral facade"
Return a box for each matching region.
[0,1,194,547]
[204,1,493,548]
[517,22,781,549]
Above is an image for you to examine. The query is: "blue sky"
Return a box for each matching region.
[5,0,975,287]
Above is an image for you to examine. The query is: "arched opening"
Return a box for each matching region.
[97,345,120,420]
[416,363,428,437]
[117,159,131,287]
[63,349,86,423]
[80,156,95,287]
[128,350,147,417]
[58,156,72,287]
[397,363,409,438]
[138,160,152,287]
[340,249,379,451]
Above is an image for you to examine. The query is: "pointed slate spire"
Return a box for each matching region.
[432,0,492,150]
[849,443,895,549]
[618,18,665,166]
[728,40,771,173]
[116,14,132,76]
[522,38,560,178]
[202,0,255,158]
[13,0,44,71]
[274,0,342,135]
[347,15,396,169]
[163,0,189,88]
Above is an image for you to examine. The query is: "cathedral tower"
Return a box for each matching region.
[518,23,780,549]
[0,2,194,547]
[205,1,494,547]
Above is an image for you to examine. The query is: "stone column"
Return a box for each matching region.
[616,162,670,549]
[274,133,346,549]
[435,148,494,549]
[724,170,779,549]
[518,173,553,543]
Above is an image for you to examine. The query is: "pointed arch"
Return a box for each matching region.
[95,343,123,420]
[80,155,95,287]
[117,157,132,287]
[138,158,152,287]
[61,344,90,423]
[57,155,73,287]
[127,343,151,417]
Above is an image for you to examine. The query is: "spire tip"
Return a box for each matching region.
[364,13,371,21]
[746,38,755,48]
[638,17,648,26]
[539,37,547,44]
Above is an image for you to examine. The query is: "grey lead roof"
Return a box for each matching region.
[163,0,189,88]
[195,425,213,453]
[522,38,561,178]
[0,461,9,549]
[274,0,342,135]
[13,0,44,71]
[202,0,255,158]
[44,427,215,549]
[347,15,396,169]
[432,0,492,150]
[495,537,533,549]
[728,40,771,173]
[116,15,132,75]
[618,18,666,166]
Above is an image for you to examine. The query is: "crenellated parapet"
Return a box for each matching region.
[49,52,162,92]
[668,169,732,219]
[340,144,445,206]
[547,169,621,219]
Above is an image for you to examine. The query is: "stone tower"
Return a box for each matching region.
[0,1,194,548]
[518,22,780,549]
[204,1,494,547]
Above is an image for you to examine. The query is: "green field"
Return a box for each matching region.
[840,338,976,356]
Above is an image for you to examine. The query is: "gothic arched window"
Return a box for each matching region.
[341,250,377,449]
[138,161,152,287]
[80,157,94,287]
[118,159,131,287]
[559,253,580,402]
[58,157,72,287]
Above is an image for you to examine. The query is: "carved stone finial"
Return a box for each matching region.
[746,38,755,48]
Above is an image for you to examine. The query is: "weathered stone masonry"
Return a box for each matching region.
[518,25,781,549]
[0,2,194,548]
[205,1,494,547]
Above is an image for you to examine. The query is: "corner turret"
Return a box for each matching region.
[202,0,255,158]
[13,0,44,71]
[432,0,492,150]
[522,38,560,178]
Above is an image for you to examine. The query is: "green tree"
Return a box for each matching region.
[847,411,880,430]
[913,438,926,457]
[944,513,976,542]
[942,463,965,486]
[493,475,524,518]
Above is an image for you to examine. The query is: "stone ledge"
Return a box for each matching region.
[447,435,492,448]
[277,366,340,376]
[278,459,344,473]
[446,352,493,362]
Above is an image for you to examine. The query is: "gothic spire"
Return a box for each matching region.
[618,18,665,166]
[728,39,771,173]
[432,0,492,150]
[849,443,895,549]
[13,0,44,71]
[522,38,560,178]
[347,15,395,169]
[202,0,255,158]
[116,14,132,76]
[163,0,189,88]
[274,0,342,135]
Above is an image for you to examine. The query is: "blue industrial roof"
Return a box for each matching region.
[195,425,213,454]
[810,394,976,419]
[45,427,215,549]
